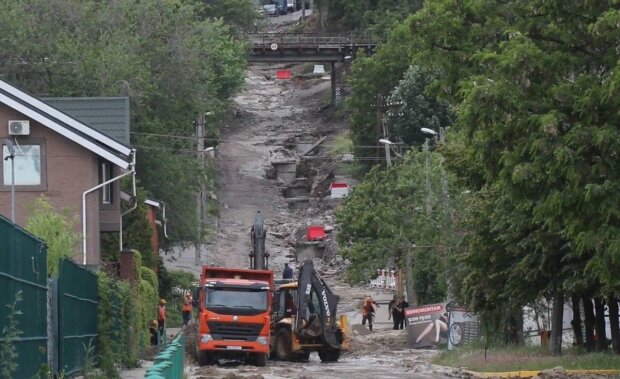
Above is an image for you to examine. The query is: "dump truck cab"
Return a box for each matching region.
[194,266,274,366]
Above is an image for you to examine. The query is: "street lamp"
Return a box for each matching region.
[420,127,437,137]
[378,138,393,167]
[2,139,15,223]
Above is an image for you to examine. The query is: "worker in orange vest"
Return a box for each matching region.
[157,299,167,343]
[182,291,193,327]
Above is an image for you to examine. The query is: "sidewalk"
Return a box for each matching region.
[121,327,182,379]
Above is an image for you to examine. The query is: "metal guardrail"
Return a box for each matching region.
[144,333,185,379]
[248,33,379,48]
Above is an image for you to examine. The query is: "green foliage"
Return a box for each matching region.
[327,0,421,33]
[0,290,23,379]
[434,344,620,372]
[81,338,97,378]
[337,148,462,302]
[386,65,454,146]
[0,0,247,247]
[139,266,159,345]
[390,0,620,342]
[346,21,415,170]
[100,185,154,267]
[96,273,122,377]
[25,196,79,276]
[169,270,196,292]
[97,264,153,376]
[193,0,258,33]
[123,187,155,268]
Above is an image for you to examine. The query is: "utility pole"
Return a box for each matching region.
[375,94,383,160]
[406,243,417,306]
[195,113,205,266]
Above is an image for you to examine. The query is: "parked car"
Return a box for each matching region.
[263,4,278,16]
[287,0,295,12]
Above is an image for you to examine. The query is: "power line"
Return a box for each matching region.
[130,131,410,149]
[130,144,392,161]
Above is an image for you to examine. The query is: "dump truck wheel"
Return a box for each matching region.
[318,347,340,362]
[254,352,268,367]
[295,350,310,361]
[197,350,215,366]
[275,328,292,361]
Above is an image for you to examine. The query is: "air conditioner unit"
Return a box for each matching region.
[8,120,30,136]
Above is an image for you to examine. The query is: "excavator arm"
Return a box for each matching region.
[295,259,341,348]
[250,211,268,270]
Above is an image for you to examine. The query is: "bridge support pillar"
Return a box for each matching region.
[331,61,336,105]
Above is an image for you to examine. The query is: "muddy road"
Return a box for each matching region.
[183,56,457,377]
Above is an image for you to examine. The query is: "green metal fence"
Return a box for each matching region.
[0,215,48,379]
[57,258,99,376]
[144,333,185,379]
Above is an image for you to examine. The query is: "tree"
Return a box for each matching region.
[25,196,79,276]
[346,21,415,170]
[404,0,620,353]
[386,65,454,146]
[337,148,462,303]
[0,0,247,246]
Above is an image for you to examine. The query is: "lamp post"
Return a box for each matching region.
[378,138,393,167]
[2,139,15,223]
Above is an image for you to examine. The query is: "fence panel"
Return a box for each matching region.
[0,216,48,378]
[57,258,98,376]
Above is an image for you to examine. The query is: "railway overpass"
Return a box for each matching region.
[247,33,379,102]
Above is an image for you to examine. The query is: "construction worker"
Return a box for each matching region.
[361,296,379,331]
[157,299,167,343]
[282,263,293,279]
[182,291,193,327]
[149,320,159,346]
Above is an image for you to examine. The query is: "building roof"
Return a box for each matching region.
[0,79,132,169]
[42,97,130,145]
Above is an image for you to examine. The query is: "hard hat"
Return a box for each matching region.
[159,299,166,305]
[150,320,158,327]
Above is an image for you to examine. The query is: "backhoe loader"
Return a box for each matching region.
[270,259,349,362]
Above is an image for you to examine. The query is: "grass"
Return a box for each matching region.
[327,133,353,156]
[433,344,620,372]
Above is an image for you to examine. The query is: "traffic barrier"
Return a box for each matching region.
[307,225,327,241]
[276,69,292,79]
[145,333,185,379]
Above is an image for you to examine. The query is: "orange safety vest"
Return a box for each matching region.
[362,302,375,316]
[183,299,192,312]
[157,305,166,321]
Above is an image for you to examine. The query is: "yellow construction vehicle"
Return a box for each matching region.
[270,260,349,362]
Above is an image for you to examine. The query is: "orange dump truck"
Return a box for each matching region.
[193,266,274,366]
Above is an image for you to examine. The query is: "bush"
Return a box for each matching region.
[25,196,79,276]
[97,252,159,376]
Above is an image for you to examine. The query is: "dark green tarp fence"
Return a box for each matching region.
[0,215,48,379]
[57,258,99,376]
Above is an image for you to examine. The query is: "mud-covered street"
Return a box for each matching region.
[183,52,457,379]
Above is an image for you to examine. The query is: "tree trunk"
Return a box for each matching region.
[608,296,620,354]
[504,306,524,345]
[570,295,584,347]
[594,297,608,351]
[582,295,596,351]
[550,293,564,356]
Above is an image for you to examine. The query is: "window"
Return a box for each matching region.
[1,140,46,191]
[101,161,112,204]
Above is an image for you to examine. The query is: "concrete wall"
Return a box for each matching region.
[0,105,107,265]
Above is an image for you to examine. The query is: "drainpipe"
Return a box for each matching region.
[161,201,169,238]
[82,151,136,266]
[119,149,138,251]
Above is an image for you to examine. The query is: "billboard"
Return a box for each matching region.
[405,303,448,348]
[447,305,480,350]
